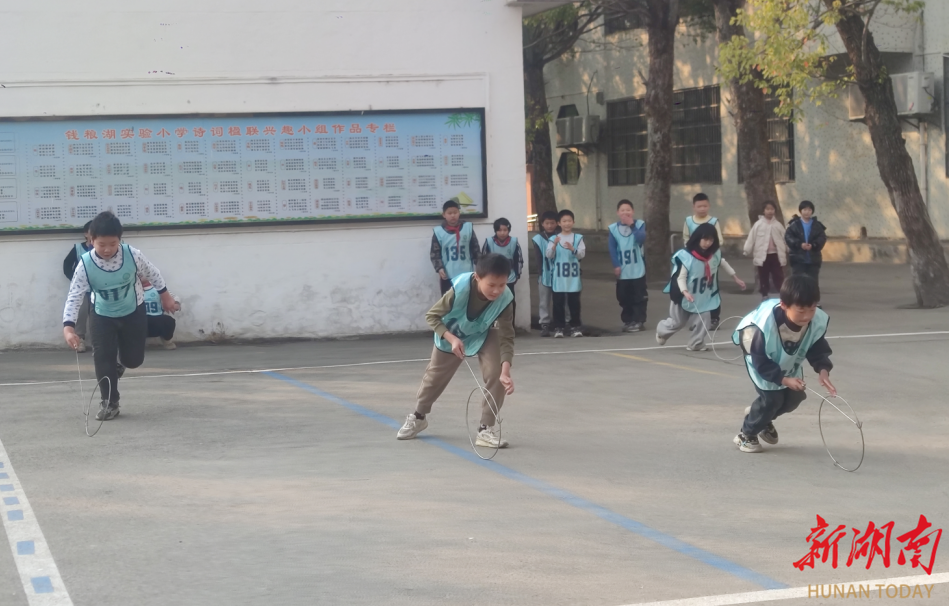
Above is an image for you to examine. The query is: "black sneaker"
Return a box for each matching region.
[629,322,644,332]
[540,324,551,338]
[758,422,779,445]
[710,317,720,329]
[733,431,763,453]
[622,322,636,333]
[95,402,120,421]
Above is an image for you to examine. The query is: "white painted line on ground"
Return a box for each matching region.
[0,436,73,605]
[616,572,949,606]
[1,329,946,388]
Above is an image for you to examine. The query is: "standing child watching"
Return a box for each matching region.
[431,198,480,294]
[743,200,788,301]
[785,200,827,290]
[684,193,725,328]
[63,211,176,421]
[657,224,746,351]
[62,220,94,352]
[531,211,560,337]
[609,200,647,332]
[397,254,515,448]
[546,209,585,338]
[482,217,523,326]
[732,275,835,453]
[142,280,181,349]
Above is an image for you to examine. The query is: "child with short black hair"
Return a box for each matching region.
[431,198,480,294]
[62,220,94,352]
[532,211,560,337]
[63,211,176,421]
[546,209,585,338]
[785,200,827,290]
[609,200,647,332]
[743,200,788,300]
[732,275,835,453]
[482,217,523,328]
[398,253,515,448]
[657,224,746,351]
[684,193,725,327]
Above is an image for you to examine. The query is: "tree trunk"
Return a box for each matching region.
[712,0,782,227]
[831,7,949,307]
[524,59,558,219]
[643,0,679,280]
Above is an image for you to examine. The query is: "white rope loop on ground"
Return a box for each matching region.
[463,357,503,461]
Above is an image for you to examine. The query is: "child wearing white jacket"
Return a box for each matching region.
[743,201,788,300]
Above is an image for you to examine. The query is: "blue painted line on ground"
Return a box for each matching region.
[0,473,9,479]
[264,371,788,590]
[31,576,53,593]
[17,540,34,555]
[0,484,13,492]
[2,496,18,506]
[8,510,24,521]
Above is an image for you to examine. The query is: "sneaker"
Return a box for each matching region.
[76,339,87,353]
[570,327,583,338]
[686,344,708,352]
[733,432,763,453]
[396,414,428,440]
[656,333,668,345]
[758,423,779,445]
[622,322,636,333]
[475,427,509,448]
[161,337,177,350]
[95,402,120,421]
[553,328,564,338]
[630,322,644,332]
[540,324,551,338]
[710,318,720,329]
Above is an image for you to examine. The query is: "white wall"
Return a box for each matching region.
[543,12,949,241]
[0,0,529,347]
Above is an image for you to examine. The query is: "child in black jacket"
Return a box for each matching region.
[785,200,827,288]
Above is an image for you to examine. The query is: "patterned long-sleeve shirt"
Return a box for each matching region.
[63,246,167,326]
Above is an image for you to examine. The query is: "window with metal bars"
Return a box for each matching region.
[672,86,722,184]
[738,94,795,184]
[606,97,647,186]
[604,11,644,35]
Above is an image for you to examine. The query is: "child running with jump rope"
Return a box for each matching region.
[657,223,746,351]
[62,211,177,421]
[397,254,515,448]
[732,275,836,453]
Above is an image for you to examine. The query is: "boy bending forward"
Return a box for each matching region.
[732,275,836,453]
[398,254,515,448]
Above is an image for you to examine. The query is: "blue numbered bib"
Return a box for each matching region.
[609,220,645,280]
[143,287,162,316]
[484,236,518,283]
[685,215,718,236]
[434,273,514,356]
[663,249,721,313]
[532,234,555,288]
[82,244,138,318]
[434,223,474,279]
[551,234,582,293]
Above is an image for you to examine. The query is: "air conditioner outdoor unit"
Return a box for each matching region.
[555,117,573,147]
[848,71,934,120]
[555,115,600,147]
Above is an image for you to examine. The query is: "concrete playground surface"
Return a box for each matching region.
[0,259,947,605]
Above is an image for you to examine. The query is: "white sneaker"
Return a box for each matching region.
[553,328,564,338]
[161,337,177,350]
[686,344,708,351]
[475,427,509,448]
[656,333,668,345]
[396,414,428,440]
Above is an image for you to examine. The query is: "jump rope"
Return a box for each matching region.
[463,356,504,460]
[682,300,865,472]
[75,350,109,437]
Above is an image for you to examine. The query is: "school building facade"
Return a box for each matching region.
[543,4,949,250]
[0,0,538,348]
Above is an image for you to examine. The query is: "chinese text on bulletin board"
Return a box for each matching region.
[0,109,486,232]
